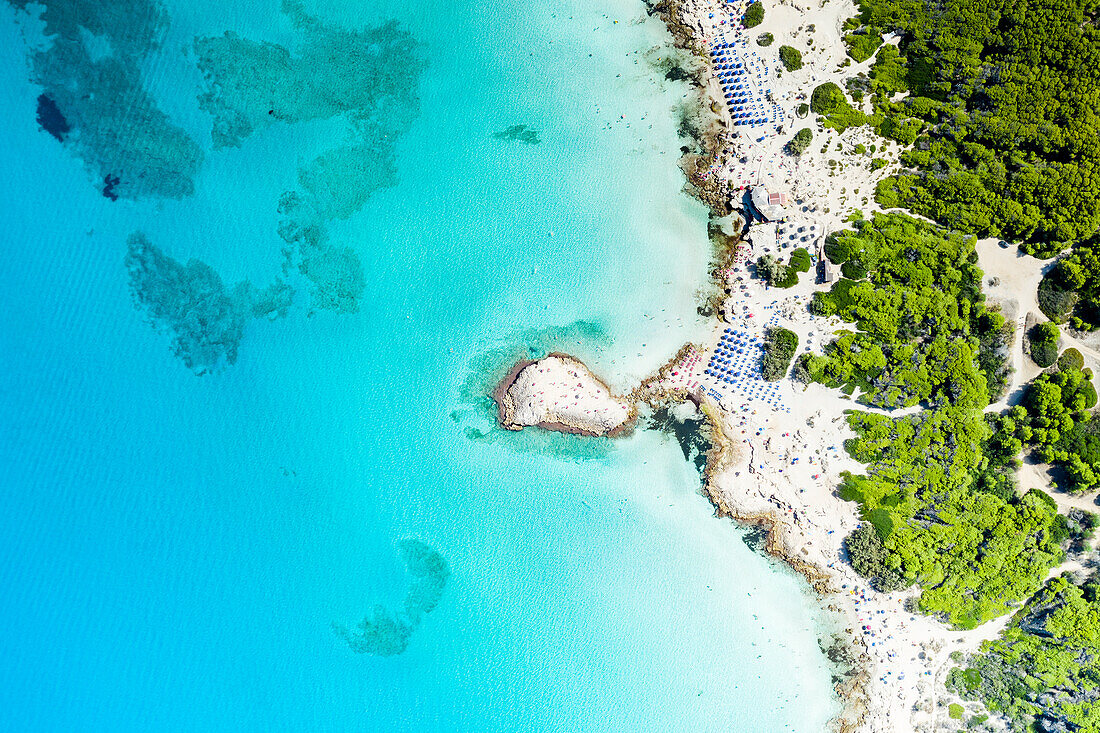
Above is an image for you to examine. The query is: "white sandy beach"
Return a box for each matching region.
[495,0,1100,728]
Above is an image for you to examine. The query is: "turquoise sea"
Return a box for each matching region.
[0,0,840,730]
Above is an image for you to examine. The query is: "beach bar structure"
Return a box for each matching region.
[751,186,789,221]
[819,259,840,284]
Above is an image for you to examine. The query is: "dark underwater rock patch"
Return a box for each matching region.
[493,124,541,145]
[125,232,293,375]
[195,0,426,313]
[10,0,203,200]
[35,94,69,141]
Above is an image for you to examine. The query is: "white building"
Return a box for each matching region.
[751,187,789,221]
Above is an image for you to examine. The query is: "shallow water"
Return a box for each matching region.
[0,0,840,729]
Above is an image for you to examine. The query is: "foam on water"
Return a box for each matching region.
[0,0,842,729]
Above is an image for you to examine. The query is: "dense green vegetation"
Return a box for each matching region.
[779,45,803,71]
[761,327,799,381]
[842,15,884,62]
[743,1,764,28]
[787,128,813,156]
[840,260,867,280]
[1028,322,1060,368]
[807,213,1012,407]
[991,360,1100,493]
[1040,237,1100,329]
[802,214,1069,627]
[810,82,871,133]
[1060,348,1085,373]
[756,32,774,47]
[756,249,809,289]
[809,2,1100,717]
[789,247,811,273]
[845,522,903,591]
[837,0,1100,253]
[949,572,1100,731]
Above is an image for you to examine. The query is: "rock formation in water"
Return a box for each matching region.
[494,354,636,437]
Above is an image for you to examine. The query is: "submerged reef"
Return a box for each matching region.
[35,94,69,141]
[493,124,541,145]
[195,1,422,155]
[276,191,366,314]
[8,0,203,199]
[334,540,450,657]
[195,0,426,312]
[125,233,292,374]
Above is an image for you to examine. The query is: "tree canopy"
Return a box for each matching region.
[779,45,803,71]
[950,571,1100,731]
[804,214,1062,627]
[762,327,799,381]
[834,0,1100,251]
[743,2,764,28]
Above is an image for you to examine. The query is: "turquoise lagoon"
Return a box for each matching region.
[0,0,840,730]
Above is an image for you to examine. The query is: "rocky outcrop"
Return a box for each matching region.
[494,354,636,437]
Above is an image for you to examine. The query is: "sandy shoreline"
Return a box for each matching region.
[634,1,972,729]
[488,0,1051,729]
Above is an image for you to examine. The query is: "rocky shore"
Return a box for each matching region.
[493,353,636,438]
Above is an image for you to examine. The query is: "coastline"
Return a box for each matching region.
[490,0,1015,729]
[632,2,957,730]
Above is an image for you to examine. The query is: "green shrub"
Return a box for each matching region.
[1038,276,1079,322]
[845,30,883,62]
[823,236,851,263]
[756,32,773,46]
[791,353,812,383]
[1084,381,1099,410]
[779,45,803,71]
[743,2,764,28]
[775,268,799,288]
[762,327,799,380]
[878,115,922,145]
[811,82,846,114]
[756,253,798,287]
[810,82,868,132]
[1029,322,1060,367]
[841,260,868,279]
[947,703,963,720]
[1030,341,1059,368]
[844,523,904,592]
[1058,348,1085,372]
[787,128,813,156]
[870,158,887,171]
[796,102,809,118]
[789,247,812,272]
[1035,322,1061,343]
[870,44,909,95]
